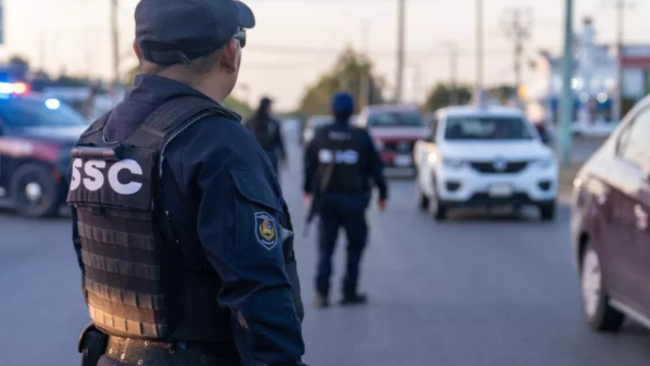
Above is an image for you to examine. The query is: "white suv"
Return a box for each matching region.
[413,105,558,221]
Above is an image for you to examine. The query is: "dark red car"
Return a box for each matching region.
[571,96,650,333]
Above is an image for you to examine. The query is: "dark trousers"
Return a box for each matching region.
[315,203,368,298]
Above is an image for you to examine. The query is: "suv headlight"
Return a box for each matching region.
[532,157,555,169]
[442,157,466,169]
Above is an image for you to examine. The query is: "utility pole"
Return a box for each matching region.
[110,0,120,103]
[360,19,371,109]
[501,7,533,104]
[475,0,484,105]
[442,42,459,105]
[396,0,405,104]
[412,64,421,105]
[558,0,574,167]
[610,0,634,124]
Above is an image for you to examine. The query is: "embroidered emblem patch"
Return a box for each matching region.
[255,212,278,249]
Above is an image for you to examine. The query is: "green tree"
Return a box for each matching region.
[423,83,472,111]
[224,97,253,117]
[298,47,384,116]
[7,55,30,80]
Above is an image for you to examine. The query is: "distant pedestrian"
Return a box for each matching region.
[245,96,287,177]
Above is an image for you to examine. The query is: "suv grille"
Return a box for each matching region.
[469,161,528,174]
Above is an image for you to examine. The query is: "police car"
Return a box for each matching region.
[413,105,558,221]
[0,82,88,217]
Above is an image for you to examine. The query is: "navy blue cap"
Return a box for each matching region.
[331,92,355,117]
[135,0,255,65]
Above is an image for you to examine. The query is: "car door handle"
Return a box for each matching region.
[634,204,648,231]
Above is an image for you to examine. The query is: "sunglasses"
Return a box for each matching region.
[233,29,247,48]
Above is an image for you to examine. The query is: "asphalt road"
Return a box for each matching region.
[1,134,648,366]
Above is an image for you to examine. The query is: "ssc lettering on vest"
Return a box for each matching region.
[318,149,359,165]
[70,158,144,195]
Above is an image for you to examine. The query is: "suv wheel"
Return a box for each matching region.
[11,164,61,218]
[580,243,625,332]
[428,179,448,221]
[416,184,429,211]
[539,203,556,221]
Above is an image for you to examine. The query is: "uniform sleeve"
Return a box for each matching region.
[302,137,318,195]
[195,147,306,366]
[364,131,388,200]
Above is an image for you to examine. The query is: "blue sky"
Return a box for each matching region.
[4,0,648,110]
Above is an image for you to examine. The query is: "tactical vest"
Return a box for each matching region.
[67,96,303,342]
[314,126,366,195]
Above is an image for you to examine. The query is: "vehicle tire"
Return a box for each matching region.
[428,178,448,221]
[580,243,625,332]
[433,203,448,221]
[539,203,556,221]
[10,163,61,218]
[416,183,429,211]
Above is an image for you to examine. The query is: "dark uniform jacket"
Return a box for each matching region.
[71,75,305,366]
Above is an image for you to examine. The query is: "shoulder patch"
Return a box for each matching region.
[255,212,278,249]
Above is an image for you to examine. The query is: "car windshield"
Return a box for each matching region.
[444,116,534,141]
[367,111,425,127]
[0,97,88,128]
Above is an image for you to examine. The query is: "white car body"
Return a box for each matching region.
[414,105,558,219]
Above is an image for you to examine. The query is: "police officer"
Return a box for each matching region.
[67,1,306,365]
[303,92,388,308]
[245,96,287,177]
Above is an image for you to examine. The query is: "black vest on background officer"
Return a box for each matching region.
[245,97,287,177]
[67,1,306,365]
[302,92,388,308]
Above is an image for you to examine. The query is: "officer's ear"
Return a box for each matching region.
[133,40,142,61]
[219,39,239,74]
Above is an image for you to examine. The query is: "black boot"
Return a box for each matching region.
[313,293,330,308]
[340,293,368,306]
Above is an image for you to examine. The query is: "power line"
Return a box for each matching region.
[245,44,518,57]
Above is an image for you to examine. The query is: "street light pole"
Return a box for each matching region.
[110,0,120,102]
[475,0,484,105]
[612,0,628,124]
[396,0,405,104]
[558,0,574,167]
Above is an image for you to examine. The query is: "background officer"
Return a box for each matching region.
[245,96,287,177]
[303,92,388,308]
[68,1,306,365]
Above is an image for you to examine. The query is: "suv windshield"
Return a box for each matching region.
[0,97,88,128]
[367,111,425,127]
[444,116,534,141]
